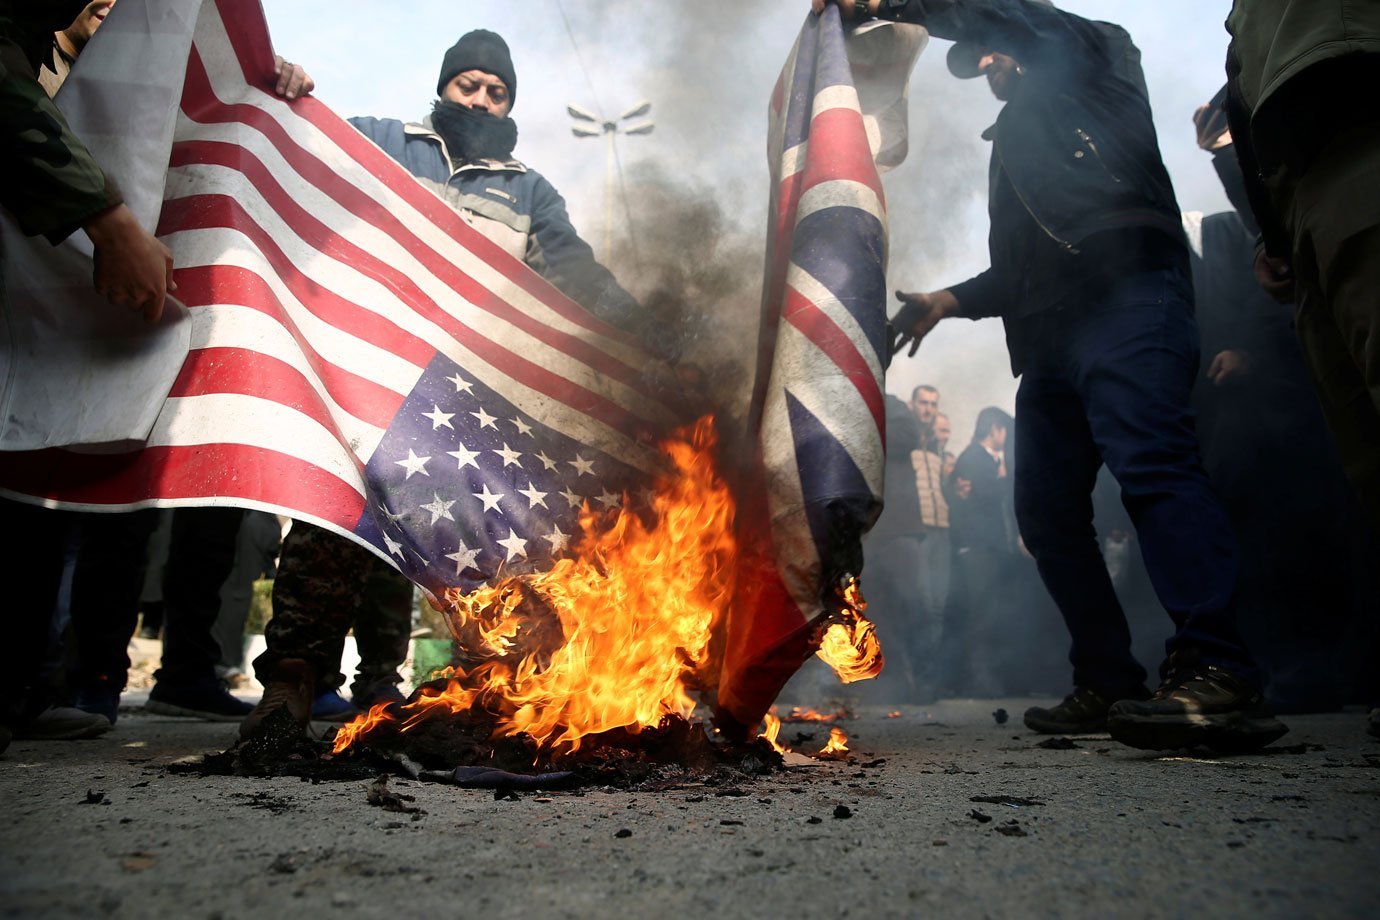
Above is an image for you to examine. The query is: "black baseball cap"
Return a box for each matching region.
[946,0,1053,79]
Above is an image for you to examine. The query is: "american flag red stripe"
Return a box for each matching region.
[0,443,368,521]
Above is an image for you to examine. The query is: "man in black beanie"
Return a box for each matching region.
[241,29,670,738]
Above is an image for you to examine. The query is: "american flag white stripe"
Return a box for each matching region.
[152,393,366,489]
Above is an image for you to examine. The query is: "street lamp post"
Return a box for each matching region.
[568,100,654,258]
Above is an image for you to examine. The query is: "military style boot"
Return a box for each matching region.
[238,658,314,740]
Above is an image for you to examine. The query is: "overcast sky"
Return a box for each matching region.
[259,0,1239,442]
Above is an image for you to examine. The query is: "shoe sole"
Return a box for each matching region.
[14,721,113,740]
[1107,710,1289,753]
[1023,715,1107,735]
[144,699,249,722]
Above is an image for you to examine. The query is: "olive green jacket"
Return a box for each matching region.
[1227,0,1380,115]
[1225,0,1380,255]
[0,0,122,243]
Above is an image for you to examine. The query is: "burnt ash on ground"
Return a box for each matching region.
[168,705,783,792]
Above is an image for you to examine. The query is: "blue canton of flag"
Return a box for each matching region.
[356,353,644,597]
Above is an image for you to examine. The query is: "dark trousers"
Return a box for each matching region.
[952,545,1013,697]
[0,498,72,726]
[67,510,159,691]
[1013,266,1257,694]
[155,506,244,686]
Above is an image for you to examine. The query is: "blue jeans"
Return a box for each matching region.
[1013,266,1258,693]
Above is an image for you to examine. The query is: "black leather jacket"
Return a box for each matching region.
[881,0,1185,325]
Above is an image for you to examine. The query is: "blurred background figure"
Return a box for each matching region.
[944,407,1014,698]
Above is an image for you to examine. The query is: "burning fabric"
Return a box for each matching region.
[1,0,923,778]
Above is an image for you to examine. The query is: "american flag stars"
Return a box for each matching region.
[445,542,481,575]
[447,443,480,470]
[422,405,454,430]
[395,448,430,479]
[362,356,644,595]
[493,443,523,468]
[473,483,505,513]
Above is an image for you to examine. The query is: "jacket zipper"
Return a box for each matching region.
[1075,128,1123,184]
[994,142,1080,254]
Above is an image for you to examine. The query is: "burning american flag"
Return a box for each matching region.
[0,0,923,740]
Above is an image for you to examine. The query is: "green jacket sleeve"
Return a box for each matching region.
[0,34,122,243]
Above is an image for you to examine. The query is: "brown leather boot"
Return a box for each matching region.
[239,658,313,740]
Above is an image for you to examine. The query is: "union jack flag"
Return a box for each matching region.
[716,8,924,726]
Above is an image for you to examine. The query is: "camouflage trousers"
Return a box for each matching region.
[253,521,412,696]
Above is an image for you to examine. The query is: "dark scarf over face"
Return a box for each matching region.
[430,99,518,163]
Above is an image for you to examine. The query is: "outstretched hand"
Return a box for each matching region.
[890,289,957,358]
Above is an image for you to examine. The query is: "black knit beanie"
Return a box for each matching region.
[436,30,517,109]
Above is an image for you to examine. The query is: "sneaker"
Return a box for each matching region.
[1107,652,1289,752]
[239,658,313,740]
[145,680,254,722]
[1024,685,1148,734]
[1367,707,1379,740]
[74,680,122,725]
[14,705,113,740]
[351,683,406,711]
[311,690,358,722]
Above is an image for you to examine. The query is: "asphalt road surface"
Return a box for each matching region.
[3,696,1377,919]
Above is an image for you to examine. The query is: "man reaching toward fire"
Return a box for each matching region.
[816,0,1288,751]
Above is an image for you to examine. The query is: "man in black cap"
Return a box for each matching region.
[241,30,667,737]
[813,0,1287,752]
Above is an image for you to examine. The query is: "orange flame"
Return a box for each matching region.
[333,417,736,756]
[781,705,852,723]
[758,710,787,754]
[814,576,884,684]
[817,726,850,760]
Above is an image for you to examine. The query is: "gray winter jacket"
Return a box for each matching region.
[349,115,643,333]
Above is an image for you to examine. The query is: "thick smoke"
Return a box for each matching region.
[602,160,764,420]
